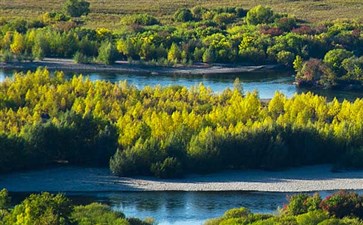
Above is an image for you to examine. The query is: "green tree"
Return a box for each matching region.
[63,0,90,17]
[323,49,354,75]
[174,8,193,22]
[167,43,181,63]
[6,192,72,225]
[0,189,10,210]
[246,5,275,25]
[202,47,216,63]
[72,203,129,225]
[97,41,118,65]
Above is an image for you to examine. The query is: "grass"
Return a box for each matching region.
[1,0,363,28]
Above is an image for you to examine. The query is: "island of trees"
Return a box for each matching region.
[1,68,363,178]
[0,2,362,89]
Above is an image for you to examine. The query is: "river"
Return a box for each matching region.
[2,68,363,225]
[1,69,363,100]
[10,190,352,225]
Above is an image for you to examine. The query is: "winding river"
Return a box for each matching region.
[2,68,363,224]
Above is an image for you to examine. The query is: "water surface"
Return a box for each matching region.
[10,190,362,225]
[2,69,363,100]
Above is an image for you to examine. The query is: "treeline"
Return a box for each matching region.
[205,191,363,225]
[1,5,363,76]
[0,189,154,225]
[1,68,363,177]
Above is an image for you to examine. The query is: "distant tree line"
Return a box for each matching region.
[0,5,362,87]
[1,69,363,177]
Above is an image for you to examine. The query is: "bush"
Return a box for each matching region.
[223,207,251,219]
[151,157,183,178]
[5,192,73,225]
[320,191,363,219]
[73,51,91,64]
[323,49,354,75]
[63,0,90,17]
[174,8,194,22]
[338,147,363,169]
[246,5,275,25]
[121,14,159,26]
[295,59,336,88]
[72,203,129,225]
[97,41,118,65]
[0,50,14,63]
[0,189,10,210]
[284,193,322,216]
[296,210,329,225]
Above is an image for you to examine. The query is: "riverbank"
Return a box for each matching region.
[0,58,281,75]
[1,165,363,192]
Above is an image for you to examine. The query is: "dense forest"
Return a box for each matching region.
[1,68,363,177]
[205,191,363,225]
[0,3,363,88]
[0,189,154,225]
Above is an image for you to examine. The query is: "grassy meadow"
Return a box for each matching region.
[1,0,363,29]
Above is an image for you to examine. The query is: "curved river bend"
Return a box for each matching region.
[2,69,363,224]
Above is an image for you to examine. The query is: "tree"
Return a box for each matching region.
[246,5,275,25]
[167,43,181,63]
[10,32,25,56]
[323,49,354,76]
[6,192,72,225]
[174,8,193,22]
[72,203,129,225]
[0,189,10,210]
[202,47,216,63]
[97,41,118,65]
[63,0,90,17]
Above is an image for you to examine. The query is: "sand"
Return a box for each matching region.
[1,165,363,192]
[0,58,280,75]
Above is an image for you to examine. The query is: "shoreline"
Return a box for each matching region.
[0,58,282,75]
[1,165,363,193]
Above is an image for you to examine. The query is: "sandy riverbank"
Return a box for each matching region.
[0,58,281,75]
[1,165,363,192]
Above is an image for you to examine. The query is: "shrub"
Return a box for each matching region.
[72,203,129,225]
[6,192,73,225]
[213,13,236,24]
[323,49,354,75]
[284,193,322,216]
[63,0,90,17]
[0,50,14,63]
[320,191,363,219]
[296,210,329,225]
[0,189,10,210]
[121,14,159,26]
[246,5,275,25]
[151,157,183,178]
[338,147,363,169]
[174,8,194,22]
[73,51,91,64]
[223,207,251,219]
[97,41,118,65]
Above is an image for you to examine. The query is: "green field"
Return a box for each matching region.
[1,0,363,28]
